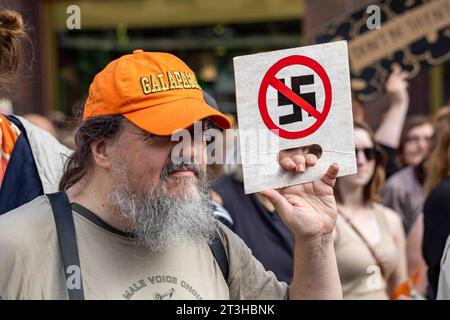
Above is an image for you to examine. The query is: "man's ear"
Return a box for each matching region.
[91,139,114,169]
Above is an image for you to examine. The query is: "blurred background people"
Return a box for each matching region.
[374,66,410,178]
[334,121,407,299]
[381,107,450,297]
[381,115,434,294]
[382,115,433,233]
[423,108,450,299]
[395,116,434,171]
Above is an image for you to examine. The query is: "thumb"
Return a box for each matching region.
[320,163,339,187]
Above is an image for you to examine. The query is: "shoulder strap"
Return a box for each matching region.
[5,115,25,132]
[209,230,229,282]
[47,192,85,300]
[338,209,387,279]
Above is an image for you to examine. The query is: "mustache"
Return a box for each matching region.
[160,161,203,180]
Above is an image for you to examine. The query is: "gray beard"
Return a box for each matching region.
[108,160,217,253]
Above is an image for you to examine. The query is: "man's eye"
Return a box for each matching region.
[143,137,155,145]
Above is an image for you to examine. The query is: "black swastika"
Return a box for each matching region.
[277,75,316,125]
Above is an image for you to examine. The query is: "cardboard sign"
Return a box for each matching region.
[311,0,450,102]
[233,41,357,194]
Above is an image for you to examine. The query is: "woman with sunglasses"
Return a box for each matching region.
[333,121,408,299]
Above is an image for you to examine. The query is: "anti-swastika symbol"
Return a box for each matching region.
[277,75,316,125]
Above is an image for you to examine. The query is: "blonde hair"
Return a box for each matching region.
[335,121,387,204]
[424,106,450,193]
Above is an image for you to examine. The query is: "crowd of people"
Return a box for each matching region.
[0,8,449,300]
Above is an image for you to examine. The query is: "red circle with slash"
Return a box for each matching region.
[258,55,332,139]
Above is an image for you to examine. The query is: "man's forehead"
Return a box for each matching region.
[121,119,148,136]
[122,118,210,138]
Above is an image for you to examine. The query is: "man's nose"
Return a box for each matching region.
[172,143,193,164]
[418,138,429,151]
[171,127,204,164]
[179,139,202,161]
[356,150,366,166]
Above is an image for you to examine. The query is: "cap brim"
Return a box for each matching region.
[123,97,232,136]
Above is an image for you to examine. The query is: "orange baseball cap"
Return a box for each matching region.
[83,50,231,135]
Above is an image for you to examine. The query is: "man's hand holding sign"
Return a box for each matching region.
[233,41,357,299]
[262,147,341,299]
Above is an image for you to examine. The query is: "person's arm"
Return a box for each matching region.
[406,213,428,295]
[260,163,342,299]
[385,208,408,294]
[375,66,409,149]
[289,231,340,299]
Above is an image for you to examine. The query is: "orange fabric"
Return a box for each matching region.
[0,114,20,186]
[83,50,231,136]
[390,266,425,299]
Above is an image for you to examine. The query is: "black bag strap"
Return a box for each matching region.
[47,192,85,300]
[338,209,387,279]
[209,231,229,282]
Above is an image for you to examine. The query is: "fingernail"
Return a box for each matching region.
[289,160,296,169]
[298,163,305,172]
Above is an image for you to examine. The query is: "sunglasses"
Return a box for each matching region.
[355,147,377,160]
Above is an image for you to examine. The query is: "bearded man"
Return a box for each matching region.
[0,50,341,300]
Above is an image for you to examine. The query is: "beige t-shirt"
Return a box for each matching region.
[335,203,398,300]
[0,196,288,300]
